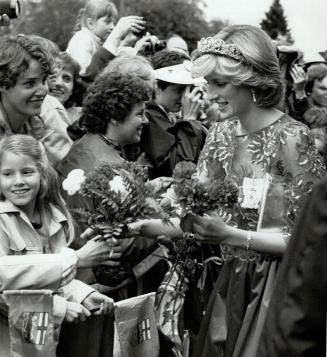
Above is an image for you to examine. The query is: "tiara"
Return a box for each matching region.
[197,37,244,62]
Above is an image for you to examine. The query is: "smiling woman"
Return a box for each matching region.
[188,25,326,357]
[0,35,54,135]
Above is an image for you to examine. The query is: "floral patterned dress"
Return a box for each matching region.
[192,114,326,357]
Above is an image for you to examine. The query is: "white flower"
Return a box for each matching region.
[161,185,183,216]
[62,169,86,196]
[108,175,129,200]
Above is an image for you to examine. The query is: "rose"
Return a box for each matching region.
[62,169,86,196]
[108,175,129,200]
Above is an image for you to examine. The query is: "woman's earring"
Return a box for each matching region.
[251,89,257,103]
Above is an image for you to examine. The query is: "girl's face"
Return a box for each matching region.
[47,66,74,105]
[205,72,252,120]
[311,75,327,107]
[0,151,41,215]
[0,59,48,119]
[115,101,148,145]
[91,16,115,41]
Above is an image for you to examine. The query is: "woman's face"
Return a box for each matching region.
[311,75,327,107]
[47,66,74,105]
[116,101,148,145]
[205,71,252,120]
[0,59,47,119]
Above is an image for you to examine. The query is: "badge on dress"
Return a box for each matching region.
[241,177,265,209]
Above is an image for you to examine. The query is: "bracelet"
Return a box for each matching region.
[245,231,253,250]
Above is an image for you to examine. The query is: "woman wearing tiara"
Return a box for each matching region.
[184,25,326,356]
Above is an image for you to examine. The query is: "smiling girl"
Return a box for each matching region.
[0,134,116,354]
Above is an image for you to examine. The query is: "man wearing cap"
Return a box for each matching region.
[140,51,206,178]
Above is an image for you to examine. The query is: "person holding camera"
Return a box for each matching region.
[139,50,206,179]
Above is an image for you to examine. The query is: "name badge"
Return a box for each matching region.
[241,177,265,209]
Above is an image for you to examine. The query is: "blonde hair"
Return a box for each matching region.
[74,0,118,32]
[192,25,284,108]
[0,135,75,244]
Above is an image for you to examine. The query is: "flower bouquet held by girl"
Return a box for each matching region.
[62,161,167,285]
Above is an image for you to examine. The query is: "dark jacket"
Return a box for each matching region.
[141,102,206,178]
[257,178,327,357]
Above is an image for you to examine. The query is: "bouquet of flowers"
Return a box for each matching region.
[155,162,238,352]
[62,162,167,286]
[63,161,166,240]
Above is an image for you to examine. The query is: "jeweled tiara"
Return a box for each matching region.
[197,37,244,62]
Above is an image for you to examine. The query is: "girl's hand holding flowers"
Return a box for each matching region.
[76,237,122,268]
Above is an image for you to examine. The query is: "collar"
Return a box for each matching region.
[0,200,67,235]
[0,99,43,136]
[81,27,103,46]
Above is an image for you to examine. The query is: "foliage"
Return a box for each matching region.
[260,0,293,42]
[164,161,239,218]
[0,0,85,50]
[73,161,166,240]
[109,0,226,52]
[158,161,238,287]
[1,0,228,52]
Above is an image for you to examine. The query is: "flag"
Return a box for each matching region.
[3,290,56,357]
[155,265,186,356]
[114,292,159,357]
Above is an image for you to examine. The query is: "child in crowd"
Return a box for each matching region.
[0,134,115,354]
[47,52,85,125]
[66,0,118,74]
[0,34,72,166]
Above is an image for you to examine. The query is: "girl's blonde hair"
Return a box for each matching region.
[74,0,118,32]
[192,25,284,108]
[0,135,75,244]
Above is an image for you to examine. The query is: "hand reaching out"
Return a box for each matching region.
[82,291,114,316]
[65,301,91,323]
[76,236,122,268]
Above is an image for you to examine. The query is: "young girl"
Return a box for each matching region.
[66,0,118,74]
[0,134,115,354]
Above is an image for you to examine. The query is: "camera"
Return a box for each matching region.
[150,39,167,52]
[0,0,20,19]
[190,85,205,99]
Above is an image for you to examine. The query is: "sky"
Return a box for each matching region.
[202,0,327,62]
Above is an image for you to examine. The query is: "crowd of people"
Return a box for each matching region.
[0,0,326,356]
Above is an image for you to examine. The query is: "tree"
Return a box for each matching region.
[0,0,85,49]
[114,0,225,51]
[260,0,293,42]
[0,0,228,52]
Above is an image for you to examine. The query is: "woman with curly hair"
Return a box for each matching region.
[0,34,73,166]
[58,70,151,184]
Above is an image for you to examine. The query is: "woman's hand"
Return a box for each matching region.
[191,212,231,244]
[82,291,114,316]
[76,237,122,268]
[290,64,308,99]
[65,301,91,323]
